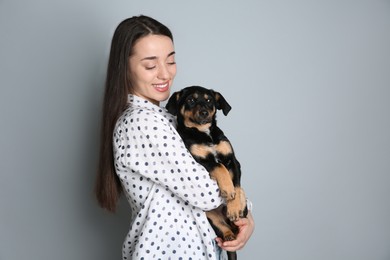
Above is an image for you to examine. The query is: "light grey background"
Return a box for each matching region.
[1,1,389,259]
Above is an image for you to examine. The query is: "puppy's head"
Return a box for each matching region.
[166,86,231,131]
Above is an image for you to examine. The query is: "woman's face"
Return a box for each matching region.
[128,34,177,105]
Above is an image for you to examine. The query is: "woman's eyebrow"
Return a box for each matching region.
[141,56,157,61]
[141,51,175,61]
[167,51,175,57]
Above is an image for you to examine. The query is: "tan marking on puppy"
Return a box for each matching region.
[180,106,187,118]
[215,93,221,102]
[215,140,233,155]
[206,209,236,241]
[208,106,216,117]
[185,119,212,132]
[190,144,214,159]
[229,169,234,180]
[226,187,247,221]
[209,164,235,200]
[175,92,181,101]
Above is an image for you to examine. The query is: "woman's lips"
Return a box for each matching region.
[153,82,169,92]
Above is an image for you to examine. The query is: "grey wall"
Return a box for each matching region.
[1,1,389,259]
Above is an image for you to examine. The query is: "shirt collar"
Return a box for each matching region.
[128,94,175,122]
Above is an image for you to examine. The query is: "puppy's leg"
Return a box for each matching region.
[209,164,235,200]
[226,187,247,221]
[207,208,236,241]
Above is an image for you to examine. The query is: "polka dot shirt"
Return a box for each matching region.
[113,94,227,259]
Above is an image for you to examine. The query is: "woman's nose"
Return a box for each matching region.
[157,64,169,79]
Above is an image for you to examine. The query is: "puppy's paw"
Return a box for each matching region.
[220,189,236,201]
[223,231,236,241]
[226,205,241,222]
[227,209,241,222]
[219,184,236,201]
[240,203,248,218]
[230,186,247,219]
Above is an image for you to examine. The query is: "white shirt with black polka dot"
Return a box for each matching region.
[113,94,228,259]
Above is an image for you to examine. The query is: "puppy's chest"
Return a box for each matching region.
[189,140,232,161]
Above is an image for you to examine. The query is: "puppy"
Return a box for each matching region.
[166,86,247,260]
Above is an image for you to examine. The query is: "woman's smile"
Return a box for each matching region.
[153,81,170,92]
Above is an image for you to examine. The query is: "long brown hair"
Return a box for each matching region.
[95,15,173,212]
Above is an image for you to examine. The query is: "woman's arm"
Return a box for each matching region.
[114,108,223,211]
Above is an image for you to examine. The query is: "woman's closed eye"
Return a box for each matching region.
[166,57,176,66]
[144,62,156,70]
[145,65,156,70]
[167,53,176,66]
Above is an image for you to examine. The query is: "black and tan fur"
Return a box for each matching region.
[166,86,247,260]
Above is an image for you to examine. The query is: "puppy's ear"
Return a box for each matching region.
[213,91,232,116]
[165,91,182,115]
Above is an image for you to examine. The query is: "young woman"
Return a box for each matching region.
[95,15,254,259]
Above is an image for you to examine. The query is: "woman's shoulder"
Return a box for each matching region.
[115,104,175,133]
[123,104,173,122]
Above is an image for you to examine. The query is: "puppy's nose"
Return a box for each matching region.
[199,110,209,118]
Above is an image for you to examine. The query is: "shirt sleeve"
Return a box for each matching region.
[114,108,223,211]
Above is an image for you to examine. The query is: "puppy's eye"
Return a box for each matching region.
[187,98,195,104]
[206,99,211,103]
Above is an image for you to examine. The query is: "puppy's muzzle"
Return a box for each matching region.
[194,108,212,124]
[199,109,209,118]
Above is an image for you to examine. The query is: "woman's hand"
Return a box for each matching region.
[215,211,255,251]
